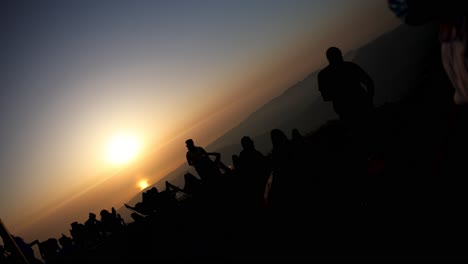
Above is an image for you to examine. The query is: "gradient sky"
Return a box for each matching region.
[1,0,399,241]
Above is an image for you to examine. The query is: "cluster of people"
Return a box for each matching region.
[1,207,126,263]
[124,181,189,222]
[1,233,75,263]
[70,208,125,248]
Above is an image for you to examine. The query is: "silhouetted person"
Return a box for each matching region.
[9,236,37,263]
[156,189,179,214]
[58,233,73,257]
[269,129,295,209]
[143,187,161,213]
[232,155,240,170]
[70,222,87,247]
[125,188,161,217]
[165,180,182,195]
[238,136,272,209]
[318,47,374,124]
[30,238,60,262]
[113,207,126,227]
[319,47,376,159]
[185,139,221,182]
[100,209,122,236]
[291,128,304,144]
[387,0,468,256]
[84,213,102,242]
[183,172,202,195]
[289,128,320,189]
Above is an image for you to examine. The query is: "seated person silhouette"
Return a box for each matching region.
[70,221,87,247]
[84,213,102,242]
[183,172,202,195]
[165,180,183,193]
[8,236,37,263]
[185,139,221,182]
[318,47,375,124]
[29,238,60,262]
[125,187,161,217]
[100,209,123,236]
[58,234,73,256]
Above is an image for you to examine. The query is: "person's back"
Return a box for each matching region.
[319,62,369,101]
[318,47,374,122]
[269,129,296,209]
[239,137,269,175]
[84,213,102,242]
[186,146,211,167]
[100,210,114,234]
[38,238,60,261]
[185,139,220,181]
[238,136,272,208]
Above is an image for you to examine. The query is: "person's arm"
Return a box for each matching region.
[125,204,148,216]
[124,204,135,210]
[356,65,374,97]
[206,152,221,161]
[199,147,219,160]
[166,181,183,192]
[28,240,39,247]
[186,152,193,166]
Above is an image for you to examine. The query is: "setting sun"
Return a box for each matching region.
[138,180,149,190]
[106,134,141,165]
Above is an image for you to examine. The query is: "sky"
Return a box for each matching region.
[0,0,400,241]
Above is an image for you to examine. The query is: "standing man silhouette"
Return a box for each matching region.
[318,47,375,124]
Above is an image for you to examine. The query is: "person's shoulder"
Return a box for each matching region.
[255,149,265,156]
[318,66,332,81]
[343,61,359,67]
[319,65,331,75]
[196,146,205,151]
[343,61,362,70]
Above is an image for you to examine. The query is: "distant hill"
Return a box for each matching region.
[205,23,438,163]
[118,23,439,221]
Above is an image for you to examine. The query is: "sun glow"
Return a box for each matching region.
[106,134,141,165]
[138,180,149,190]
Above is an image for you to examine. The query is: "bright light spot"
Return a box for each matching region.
[138,180,149,190]
[106,134,141,165]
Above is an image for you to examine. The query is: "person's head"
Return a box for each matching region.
[100,209,110,218]
[185,139,195,150]
[241,136,255,150]
[150,187,159,194]
[326,47,343,65]
[88,213,96,220]
[59,234,72,247]
[271,129,289,149]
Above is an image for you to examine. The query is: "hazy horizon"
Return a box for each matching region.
[1,0,400,241]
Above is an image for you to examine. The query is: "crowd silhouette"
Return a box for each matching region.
[2,0,468,262]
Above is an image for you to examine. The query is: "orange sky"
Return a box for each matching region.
[2,1,400,242]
